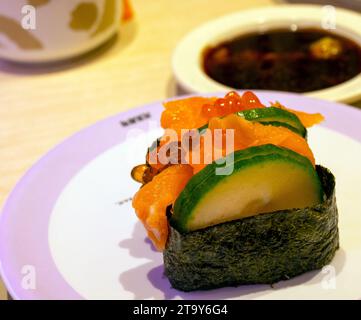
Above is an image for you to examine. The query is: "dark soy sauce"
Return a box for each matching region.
[203,28,361,93]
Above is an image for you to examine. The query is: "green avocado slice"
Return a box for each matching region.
[164,166,338,291]
[171,144,323,233]
[238,107,307,137]
[198,107,307,137]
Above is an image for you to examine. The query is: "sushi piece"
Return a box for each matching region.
[165,158,338,291]
[130,91,337,291]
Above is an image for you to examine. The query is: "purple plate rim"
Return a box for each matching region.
[1,90,361,300]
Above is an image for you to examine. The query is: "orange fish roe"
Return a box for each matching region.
[161,91,265,135]
[202,91,265,118]
[132,164,193,250]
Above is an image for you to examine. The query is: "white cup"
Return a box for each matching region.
[0,0,122,63]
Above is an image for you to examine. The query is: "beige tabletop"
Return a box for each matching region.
[0,0,275,300]
[5,0,361,300]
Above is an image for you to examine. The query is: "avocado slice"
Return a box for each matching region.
[171,145,323,232]
[238,107,307,137]
[165,166,338,291]
[199,107,307,137]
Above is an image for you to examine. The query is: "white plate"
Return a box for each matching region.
[172,5,361,103]
[1,91,361,299]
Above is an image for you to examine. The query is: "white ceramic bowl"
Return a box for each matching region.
[0,0,122,63]
[172,4,361,103]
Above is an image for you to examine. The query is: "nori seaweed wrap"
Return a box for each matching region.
[164,166,339,292]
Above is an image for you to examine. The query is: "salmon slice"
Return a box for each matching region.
[132,164,193,250]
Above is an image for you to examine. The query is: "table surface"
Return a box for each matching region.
[0,0,276,301]
[1,0,359,300]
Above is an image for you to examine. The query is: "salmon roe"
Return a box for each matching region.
[201,91,264,117]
